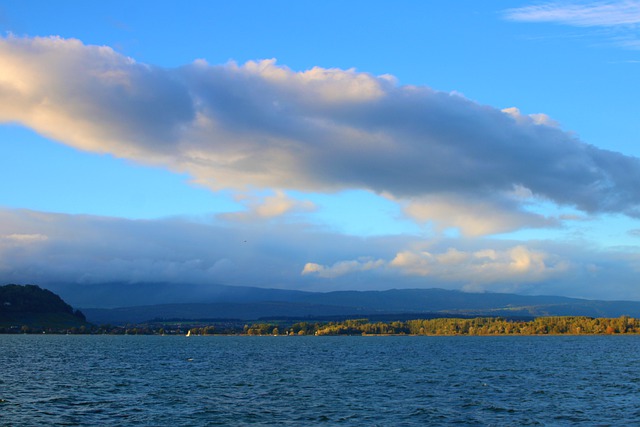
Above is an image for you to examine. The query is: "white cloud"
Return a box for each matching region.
[219,190,315,222]
[3,35,640,236]
[300,241,572,292]
[301,262,324,275]
[401,193,557,236]
[505,1,640,50]
[389,245,570,286]
[1,233,48,243]
[299,239,618,296]
[301,258,385,278]
[501,107,560,128]
[504,1,640,27]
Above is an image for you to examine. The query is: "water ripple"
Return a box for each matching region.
[2,335,640,426]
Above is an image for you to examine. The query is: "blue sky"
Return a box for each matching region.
[1,1,640,302]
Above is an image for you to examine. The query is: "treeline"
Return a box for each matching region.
[5,316,640,335]
[202,316,640,336]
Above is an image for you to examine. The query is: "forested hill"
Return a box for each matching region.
[0,284,89,332]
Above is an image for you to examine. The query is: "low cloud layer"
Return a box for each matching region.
[3,36,640,235]
[1,208,639,301]
[303,245,570,291]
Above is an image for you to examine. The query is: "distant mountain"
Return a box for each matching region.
[83,301,375,325]
[71,283,640,325]
[0,284,90,330]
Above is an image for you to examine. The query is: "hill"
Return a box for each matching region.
[0,284,90,331]
[72,284,640,325]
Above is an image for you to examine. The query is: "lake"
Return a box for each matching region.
[2,335,640,426]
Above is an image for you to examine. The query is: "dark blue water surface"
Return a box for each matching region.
[2,335,640,426]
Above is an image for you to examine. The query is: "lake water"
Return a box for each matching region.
[2,335,640,426]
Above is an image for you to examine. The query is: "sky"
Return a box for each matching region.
[1,1,640,301]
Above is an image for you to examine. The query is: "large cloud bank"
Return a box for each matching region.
[4,35,640,301]
[3,36,640,236]
[1,208,638,300]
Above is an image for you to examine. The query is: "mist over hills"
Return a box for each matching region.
[50,282,310,309]
[45,282,640,325]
